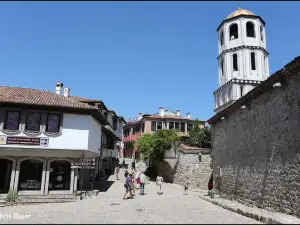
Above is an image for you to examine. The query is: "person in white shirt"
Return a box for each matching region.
[139,172,146,195]
[156,174,163,195]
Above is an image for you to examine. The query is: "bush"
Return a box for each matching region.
[137,129,179,161]
[6,188,18,203]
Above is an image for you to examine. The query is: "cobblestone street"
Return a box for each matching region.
[0,173,261,224]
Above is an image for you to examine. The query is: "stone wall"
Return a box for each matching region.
[153,148,212,190]
[210,58,300,217]
[173,152,212,189]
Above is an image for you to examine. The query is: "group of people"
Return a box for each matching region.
[115,162,192,200]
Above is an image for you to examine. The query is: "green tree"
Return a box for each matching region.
[185,120,211,148]
[137,129,179,161]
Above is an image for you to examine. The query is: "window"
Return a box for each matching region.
[175,122,179,130]
[246,22,255,37]
[220,31,224,46]
[180,123,185,132]
[220,59,224,76]
[142,123,145,132]
[251,52,256,70]
[113,118,117,130]
[240,86,244,97]
[169,122,174,130]
[4,111,20,131]
[25,112,42,132]
[229,23,238,40]
[157,122,162,130]
[151,121,156,131]
[264,55,267,72]
[187,123,194,132]
[46,114,61,133]
[124,128,130,137]
[260,25,264,41]
[163,122,167,130]
[233,54,238,71]
[132,127,136,135]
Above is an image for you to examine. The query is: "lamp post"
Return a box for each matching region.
[80,153,84,200]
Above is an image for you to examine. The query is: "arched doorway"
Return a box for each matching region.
[49,160,71,191]
[0,158,13,193]
[18,159,44,191]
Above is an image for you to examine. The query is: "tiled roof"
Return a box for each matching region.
[178,143,201,150]
[0,86,96,110]
[144,114,191,120]
[68,96,102,103]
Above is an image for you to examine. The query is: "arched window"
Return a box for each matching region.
[251,52,256,70]
[260,25,264,41]
[233,54,238,71]
[246,22,255,37]
[220,58,224,76]
[220,31,224,46]
[264,55,267,71]
[229,23,238,40]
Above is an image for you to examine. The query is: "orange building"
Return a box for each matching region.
[123,107,205,159]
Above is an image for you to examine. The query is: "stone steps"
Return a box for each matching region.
[18,194,76,199]
[19,198,77,204]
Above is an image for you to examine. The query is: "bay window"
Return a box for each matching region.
[46,113,61,133]
[25,112,42,132]
[4,111,21,131]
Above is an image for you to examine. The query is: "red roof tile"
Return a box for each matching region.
[179,143,201,150]
[0,86,96,110]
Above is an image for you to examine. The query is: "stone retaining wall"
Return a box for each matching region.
[153,148,212,190]
[210,58,300,217]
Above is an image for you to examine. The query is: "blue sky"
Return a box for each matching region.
[0,1,299,121]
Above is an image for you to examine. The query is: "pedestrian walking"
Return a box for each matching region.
[123,173,133,200]
[156,174,163,195]
[131,173,136,196]
[114,166,120,180]
[139,172,146,195]
[183,177,190,195]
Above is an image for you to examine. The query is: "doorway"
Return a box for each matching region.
[0,159,13,194]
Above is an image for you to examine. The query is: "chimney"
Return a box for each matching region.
[187,112,191,119]
[55,81,64,95]
[137,113,143,120]
[64,88,71,97]
[176,110,180,116]
[159,107,164,117]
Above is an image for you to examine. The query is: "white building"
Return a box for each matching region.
[214,7,270,113]
[0,82,108,196]
[68,95,126,172]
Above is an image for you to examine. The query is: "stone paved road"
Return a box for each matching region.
[0,173,261,224]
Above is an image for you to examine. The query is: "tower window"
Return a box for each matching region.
[233,54,238,71]
[220,59,224,76]
[240,86,244,97]
[264,55,267,72]
[229,23,238,40]
[246,22,255,38]
[260,25,264,42]
[220,31,224,46]
[251,52,256,70]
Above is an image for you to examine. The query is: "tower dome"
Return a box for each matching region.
[226,7,255,19]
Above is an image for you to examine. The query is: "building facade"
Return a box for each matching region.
[214,7,270,113]
[68,93,126,173]
[0,81,126,196]
[0,83,107,196]
[122,107,206,159]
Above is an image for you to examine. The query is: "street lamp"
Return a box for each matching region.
[80,153,84,200]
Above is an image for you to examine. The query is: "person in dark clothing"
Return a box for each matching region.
[208,173,213,190]
[131,161,135,170]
